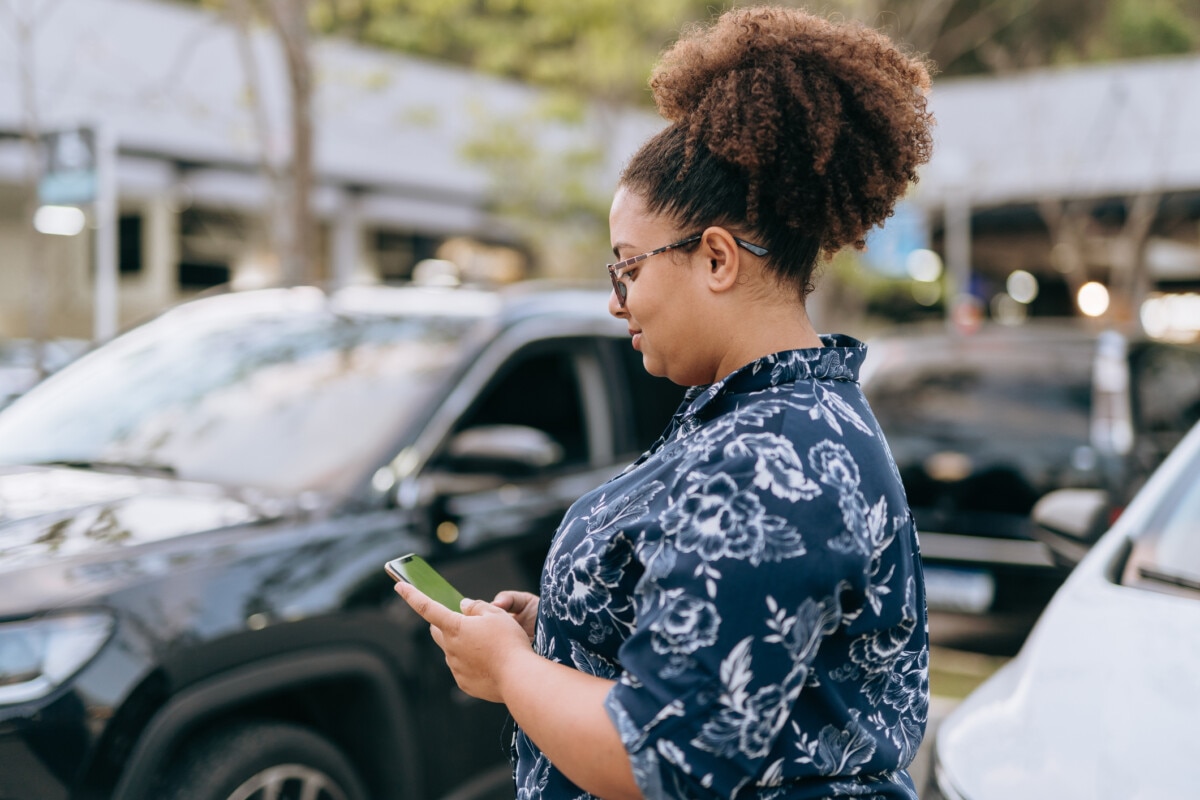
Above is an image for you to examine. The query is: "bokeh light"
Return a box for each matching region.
[911,280,941,306]
[33,206,86,236]
[1077,282,1110,317]
[906,249,944,283]
[1005,270,1039,304]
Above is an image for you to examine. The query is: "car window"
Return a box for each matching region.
[1124,456,1200,598]
[613,343,688,454]
[0,295,483,495]
[453,345,589,469]
[867,348,1093,446]
[1132,344,1200,446]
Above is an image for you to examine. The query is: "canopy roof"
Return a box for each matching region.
[2,0,1197,218]
[921,54,1200,209]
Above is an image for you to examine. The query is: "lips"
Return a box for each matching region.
[629,330,643,351]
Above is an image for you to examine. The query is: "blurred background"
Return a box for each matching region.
[2,2,1200,796]
[3,0,1200,650]
[2,0,1199,349]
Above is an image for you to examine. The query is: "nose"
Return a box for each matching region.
[608,289,627,319]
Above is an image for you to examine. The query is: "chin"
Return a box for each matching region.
[650,361,699,387]
[640,354,673,380]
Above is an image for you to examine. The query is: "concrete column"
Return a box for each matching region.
[944,188,976,331]
[144,189,180,308]
[93,124,118,342]
[330,191,363,287]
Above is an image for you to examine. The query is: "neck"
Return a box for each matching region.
[711,301,824,383]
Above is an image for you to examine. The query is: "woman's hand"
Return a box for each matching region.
[395,582,534,703]
[396,584,639,800]
[491,590,540,642]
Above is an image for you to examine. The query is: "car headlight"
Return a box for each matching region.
[0,611,114,705]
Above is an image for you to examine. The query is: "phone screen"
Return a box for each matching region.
[385,554,466,613]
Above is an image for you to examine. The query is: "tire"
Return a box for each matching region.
[158,720,369,800]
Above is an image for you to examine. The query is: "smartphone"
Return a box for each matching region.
[385,553,466,613]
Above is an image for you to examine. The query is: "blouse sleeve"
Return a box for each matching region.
[603,435,881,800]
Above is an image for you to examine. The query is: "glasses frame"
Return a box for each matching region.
[607,233,769,307]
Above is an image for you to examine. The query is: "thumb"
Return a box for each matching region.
[461,597,505,616]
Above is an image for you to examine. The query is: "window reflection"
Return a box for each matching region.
[0,291,486,495]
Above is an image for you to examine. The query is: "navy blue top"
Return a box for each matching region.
[514,336,928,800]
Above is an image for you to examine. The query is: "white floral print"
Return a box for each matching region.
[726,432,822,502]
[513,336,928,800]
[649,591,721,655]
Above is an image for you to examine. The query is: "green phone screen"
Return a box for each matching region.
[387,554,466,613]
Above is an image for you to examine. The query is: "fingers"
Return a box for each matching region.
[492,590,538,613]
[394,581,459,630]
[461,597,504,616]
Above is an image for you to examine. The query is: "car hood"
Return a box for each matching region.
[934,532,1200,799]
[0,465,276,577]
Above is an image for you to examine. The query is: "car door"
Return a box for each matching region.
[433,336,622,578]
[396,330,622,797]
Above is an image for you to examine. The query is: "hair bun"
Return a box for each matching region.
[650,6,934,254]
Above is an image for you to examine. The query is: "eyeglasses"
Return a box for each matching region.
[607,233,769,307]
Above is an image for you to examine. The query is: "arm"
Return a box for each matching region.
[396,583,641,800]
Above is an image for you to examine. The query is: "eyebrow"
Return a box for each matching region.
[611,241,638,259]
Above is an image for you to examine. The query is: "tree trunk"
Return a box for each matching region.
[266,0,314,285]
[1109,192,1160,330]
[12,0,55,372]
[1038,198,1091,310]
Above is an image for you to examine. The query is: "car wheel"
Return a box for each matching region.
[159,720,368,800]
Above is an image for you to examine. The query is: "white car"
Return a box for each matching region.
[0,338,89,408]
[930,419,1200,799]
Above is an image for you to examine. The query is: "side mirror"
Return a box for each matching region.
[1031,488,1111,568]
[442,425,564,475]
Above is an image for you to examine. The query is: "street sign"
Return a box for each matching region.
[38,128,98,206]
[863,200,928,277]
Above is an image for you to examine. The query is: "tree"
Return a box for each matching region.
[196,0,316,284]
[2,0,63,366]
[170,0,1199,284]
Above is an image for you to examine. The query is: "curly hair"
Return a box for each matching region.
[620,6,934,297]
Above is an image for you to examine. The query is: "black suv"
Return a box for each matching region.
[861,321,1200,623]
[0,283,685,800]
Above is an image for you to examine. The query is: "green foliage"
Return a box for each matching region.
[164,0,1200,279]
[1105,0,1198,59]
[174,0,1200,98]
[459,102,615,277]
[304,0,716,104]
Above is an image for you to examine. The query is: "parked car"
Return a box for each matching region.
[928,418,1200,799]
[0,337,90,409]
[0,282,685,800]
[860,321,1200,618]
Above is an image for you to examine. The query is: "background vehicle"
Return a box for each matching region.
[0,337,89,409]
[0,282,685,800]
[861,321,1200,628]
[929,418,1200,800]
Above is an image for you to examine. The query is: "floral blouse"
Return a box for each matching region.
[514,335,928,800]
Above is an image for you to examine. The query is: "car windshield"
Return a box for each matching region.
[867,343,1094,448]
[0,287,492,495]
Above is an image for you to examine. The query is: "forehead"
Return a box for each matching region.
[609,187,675,247]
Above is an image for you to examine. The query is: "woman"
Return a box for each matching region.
[396,6,935,799]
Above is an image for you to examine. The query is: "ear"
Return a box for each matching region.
[697,226,742,296]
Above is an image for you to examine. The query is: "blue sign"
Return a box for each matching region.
[862,201,928,278]
[38,128,97,206]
